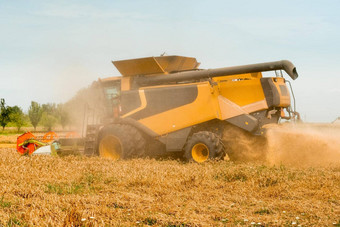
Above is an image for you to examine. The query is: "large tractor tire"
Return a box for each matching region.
[98,124,146,160]
[184,131,225,163]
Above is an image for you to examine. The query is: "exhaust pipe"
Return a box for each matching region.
[135,60,298,86]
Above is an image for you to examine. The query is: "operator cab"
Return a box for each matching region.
[99,77,121,118]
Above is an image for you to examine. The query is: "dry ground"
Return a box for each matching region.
[0,148,339,226]
[1,125,340,226]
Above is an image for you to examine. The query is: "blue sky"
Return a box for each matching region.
[1,0,340,122]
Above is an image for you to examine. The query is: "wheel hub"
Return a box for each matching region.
[99,135,122,160]
[191,143,209,163]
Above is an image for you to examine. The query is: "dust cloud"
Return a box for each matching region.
[265,123,340,167]
[223,123,340,167]
[64,82,106,135]
[222,124,268,161]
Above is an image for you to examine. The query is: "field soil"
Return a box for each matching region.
[0,134,17,144]
[0,124,339,226]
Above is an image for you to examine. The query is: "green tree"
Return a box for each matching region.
[10,106,26,131]
[57,104,70,129]
[40,103,59,130]
[28,101,43,131]
[40,112,58,131]
[42,103,57,115]
[0,99,12,130]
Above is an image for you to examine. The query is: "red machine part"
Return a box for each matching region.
[17,131,78,155]
[65,131,80,138]
[16,132,38,155]
[42,131,59,142]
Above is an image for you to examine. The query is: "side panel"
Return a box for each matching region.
[158,127,192,151]
[226,114,259,132]
[261,77,290,107]
[275,78,291,107]
[129,85,198,120]
[135,82,220,135]
[120,90,142,115]
[214,73,267,109]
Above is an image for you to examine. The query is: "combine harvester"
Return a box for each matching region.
[17,55,300,162]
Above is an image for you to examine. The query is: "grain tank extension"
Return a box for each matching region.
[85,55,300,163]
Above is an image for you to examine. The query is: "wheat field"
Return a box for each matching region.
[0,145,339,226]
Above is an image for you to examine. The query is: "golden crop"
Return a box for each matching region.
[0,148,339,226]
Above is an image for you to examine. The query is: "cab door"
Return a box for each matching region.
[102,80,121,118]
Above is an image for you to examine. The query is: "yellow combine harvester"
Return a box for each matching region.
[83,55,299,163]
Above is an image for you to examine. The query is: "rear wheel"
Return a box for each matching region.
[98,124,146,160]
[184,131,225,163]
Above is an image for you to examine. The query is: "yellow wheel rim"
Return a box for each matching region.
[99,135,122,160]
[191,143,209,163]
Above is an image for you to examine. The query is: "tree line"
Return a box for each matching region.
[0,83,105,132]
[0,98,70,132]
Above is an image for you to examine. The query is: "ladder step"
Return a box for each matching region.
[86,133,96,135]
[85,138,96,141]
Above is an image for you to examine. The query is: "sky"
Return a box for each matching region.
[0,0,340,122]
